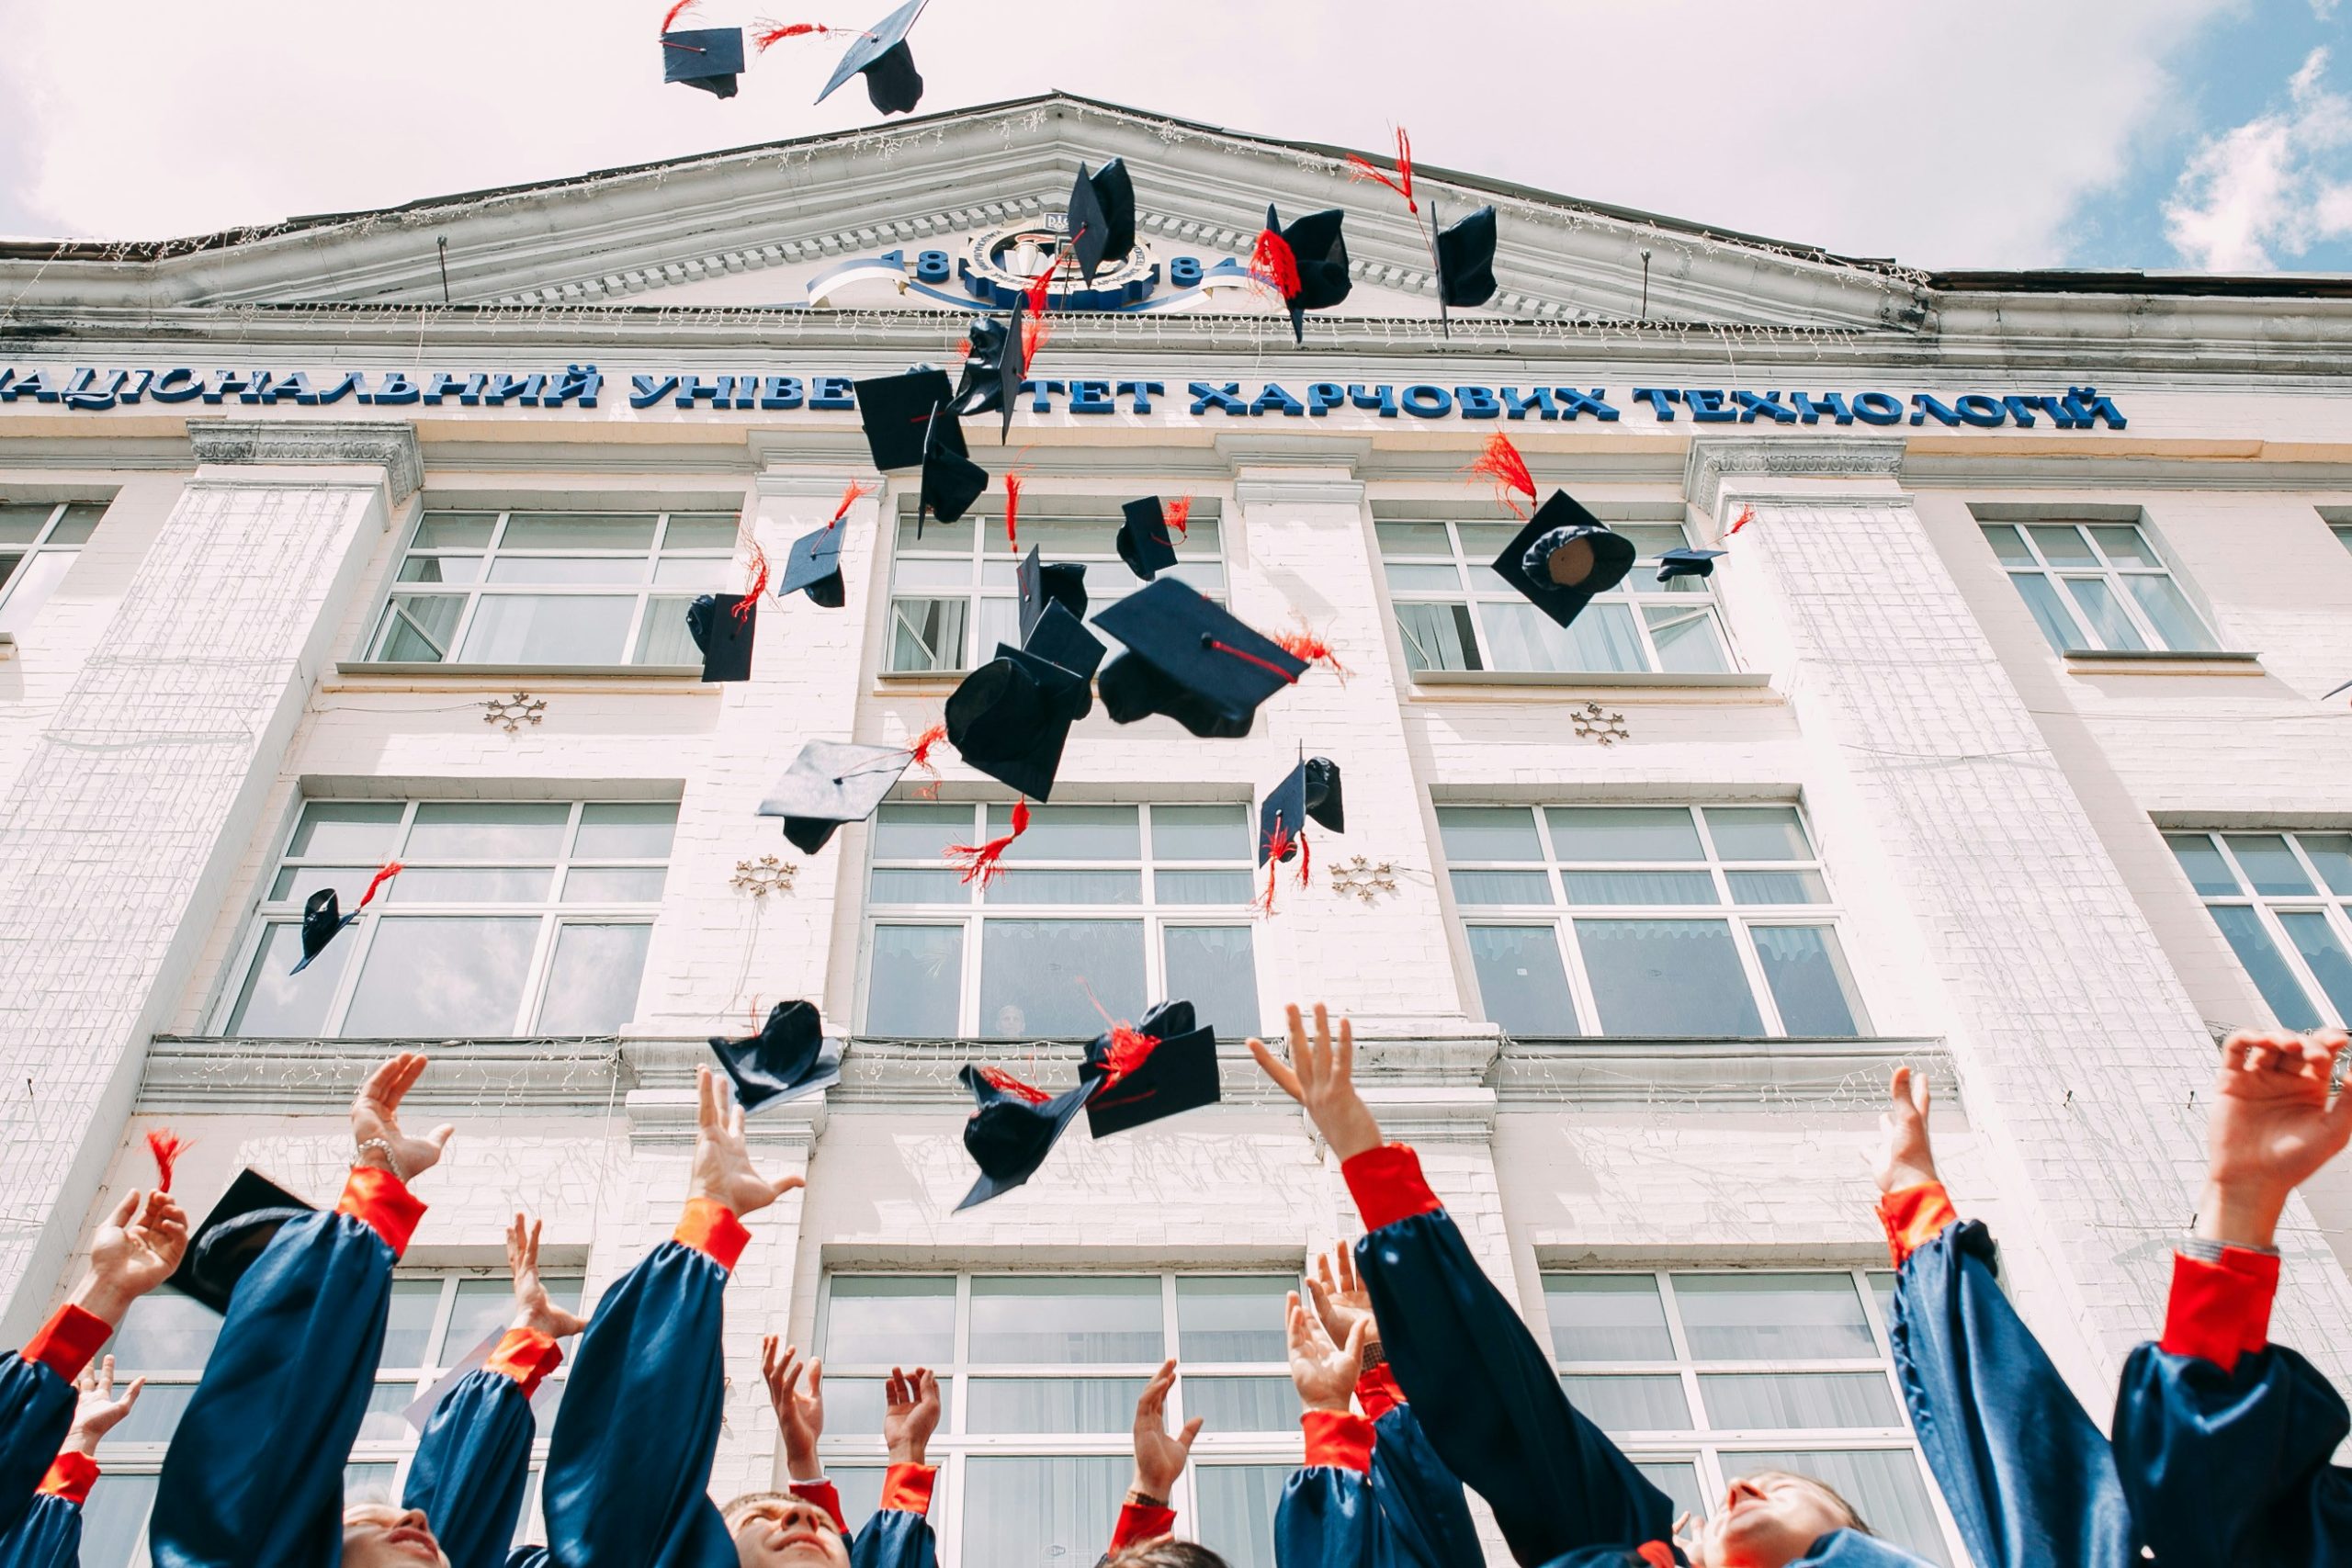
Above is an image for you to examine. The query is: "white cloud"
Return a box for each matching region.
[0,0,2232,269]
[2165,46,2352,269]
[2314,0,2340,18]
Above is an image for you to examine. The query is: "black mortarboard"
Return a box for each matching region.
[710,999,841,1111]
[1064,160,1136,286]
[816,0,928,115]
[1657,547,1726,583]
[779,525,847,608]
[293,889,354,975]
[1091,579,1306,739]
[952,314,1021,438]
[1080,999,1220,1137]
[1490,492,1636,630]
[1256,756,1343,866]
[1017,547,1089,641]
[1263,204,1352,344]
[945,647,1088,801]
[919,404,989,531]
[168,1168,314,1315]
[855,368,965,472]
[1023,600,1106,693]
[1435,205,1498,309]
[686,593,756,682]
[757,739,914,853]
[662,27,745,97]
[956,1065,1099,1211]
[1116,498,1181,581]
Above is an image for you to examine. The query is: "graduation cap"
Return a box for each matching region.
[955,1064,1099,1211]
[686,593,756,681]
[1116,498,1181,581]
[1253,205,1352,345]
[1489,491,1636,631]
[757,739,917,853]
[1023,600,1105,692]
[1657,547,1726,583]
[710,999,842,1111]
[167,1168,314,1315]
[952,315,1021,438]
[291,864,401,975]
[1017,547,1089,641]
[662,26,746,97]
[1434,204,1498,309]
[1080,999,1221,1138]
[816,0,928,115]
[779,525,847,608]
[944,646,1090,802]
[1091,579,1307,739]
[855,368,965,473]
[1064,160,1136,287]
[1258,756,1343,864]
[919,403,989,533]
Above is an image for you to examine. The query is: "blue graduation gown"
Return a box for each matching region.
[1272,1400,1482,1568]
[402,1351,544,1568]
[0,1322,96,1539]
[0,1494,81,1568]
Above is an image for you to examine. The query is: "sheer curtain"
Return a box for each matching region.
[961,1455,1126,1567]
[1574,919,1761,1036]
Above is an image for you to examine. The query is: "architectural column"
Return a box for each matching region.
[1686,435,2352,1384]
[0,420,418,1337]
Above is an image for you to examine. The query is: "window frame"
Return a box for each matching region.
[0,499,104,632]
[2167,829,2352,1030]
[1978,518,2219,655]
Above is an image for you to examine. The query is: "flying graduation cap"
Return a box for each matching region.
[1064,160,1136,287]
[816,0,929,115]
[919,404,988,532]
[1017,547,1088,642]
[291,863,401,975]
[1080,998,1220,1138]
[1116,497,1182,581]
[686,594,756,681]
[955,1064,1099,1211]
[758,738,923,853]
[1490,491,1637,631]
[1091,578,1307,739]
[1257,755,1344,911]
[855,368,963,471]
[709,999,842,1111]
[660,2,747,98]
[1657,547,1726,583]
[1251,205,1352,345]
[944,643,1090,803]
[951,314,1022,437]
[168,1168,315,1314]
[1434,204,1499,309]
[779,525,847,607]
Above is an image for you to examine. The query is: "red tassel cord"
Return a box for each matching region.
[1075,980,1162,1088]
[1725,503,1756,537]
[1205,639,1301,684]
[357,861,403,909]
[977,1066,1050,1106]
[1002,473,1023,553]
[1250,227,1302,303]
[904,722,947,776]
[1162,494,1193,539]
[660,0,700,32]
[1343,127,1417,214]
[829,479,873,530]
[945,797,1030,887]
[734,539,769,618]
[1274,624,1348,686]
[752,20,849,50]
[1257,821,1295,915]
[1465,431,1537,516]
[145,1128,187,1192]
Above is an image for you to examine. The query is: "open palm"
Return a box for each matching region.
[352,1053,454,1179]
[2209,1031,2352,1196]
[691,1066,805,1216]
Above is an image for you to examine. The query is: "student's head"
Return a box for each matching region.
[1693,1470,1871,1567]
[724,1494,852,1568]
[342,1506,448,1568]
[1104,1542,1227,1568]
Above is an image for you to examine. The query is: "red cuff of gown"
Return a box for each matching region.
[1301,1409,1374,1472]
[673,1199,751,1273]
[789,1480,847,1534]
[1341,1145,1442,1234]
[22,1304,111,1382]
[879,1462,936,1516]
[37,1451,97,1505]
[1111,1500,1179,1551]
[485,1327,564,1396]
[336,1166,427,1258]
[2161,1247,2281,1373]
[1877,1181,1961,1269]
[1355,1362,1404,1423]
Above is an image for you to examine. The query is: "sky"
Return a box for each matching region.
[0,0,2345,274]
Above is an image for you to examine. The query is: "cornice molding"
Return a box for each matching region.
[187,418,424,502]
[1492,1037,1951,1106]
[1682,434,1907,516]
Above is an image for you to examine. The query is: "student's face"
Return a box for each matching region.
[1695,1472,1852,1568]
[729,1498,851,1568]
[342,1506,449,1568]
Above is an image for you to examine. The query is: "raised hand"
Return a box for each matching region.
[1871,1066,1940,1195]
[506,1213,587,1339]
[1285,1289,1366,1415]
[762,1337,825,1481]
[77,1188,189,1325]
[691,1066,805,1218]
[1249,1003,1384,1160]
[62,1356,144,1458]
[351,1053,455,1181]
[2199,1029,2352,1249]
[884,1364,941,1466]
[1129,1359,1202,1504]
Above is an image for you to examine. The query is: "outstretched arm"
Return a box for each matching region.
[1105,1360,1199,1559]
[0,1359,148,1568]
[849,1366,942,1568]
[1272,1289,1376,1568]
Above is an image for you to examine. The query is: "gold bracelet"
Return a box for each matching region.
[1125,1488,1167,1509]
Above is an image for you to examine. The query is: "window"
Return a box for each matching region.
[223,799,675,1038]
[1440,805,1868,1039]
[885,502,1227,673]
[1544,1268,1953,1565]
[865,803,1261,1040]
[0,501,103,634]
[81,1269,584,1568]
[2331,522,2352,558]
[1979,520,2218,655]
[817,1272,1298,1568]
[1376,516,1730,677]
[367,509,741,666]
[2167,829,2352,1029]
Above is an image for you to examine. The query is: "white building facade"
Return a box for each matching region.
[4,92,2351,1568]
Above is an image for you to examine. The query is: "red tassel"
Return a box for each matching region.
[1726,504,1756,536]
[1205,638,1301,684]
[1466,432,1537,516]
[1021,314,1052,368]
[905,722,947,774]
[1274,625,1348,685]
[1258,821,1295,915]
[752,20,841,50]
[1295,829,1311,890]
[660,0,699,30]
[1099,1025,1162,1087]
[735,540,769,616]
[830,479,873,529]
[145,1128,187,1192]
[1163,494,1192,538]
[1003,473,1022,554]
[945,797,1030,887]
[1342,127,1417,214]
[978,1066,1050,1106]
[357,862,403,908]
[1250,227,1302,301]
[1023,257,1057,319]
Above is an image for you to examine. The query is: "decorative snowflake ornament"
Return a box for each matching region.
[481,692,546,734]
[1329,856,1399,906]
[1571,701,1630,746]
[731,856,797,898]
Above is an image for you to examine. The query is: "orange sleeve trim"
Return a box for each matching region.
[877,1462,936,1517]
[1635,1543,1678,1568]
[1110,1501,1178,1551]
[673,1199,751,1273]
[1877,1181,1961,1269]
[1356,1362,1404,1423]
[2161,1247,2281,1373]
[485,1326,564,1397]
[788,1479,847,1535]
[37,1451,97,1506]
[22,1304,110,1382]
[1341,1144,1442,1235]
[1302,1409,1374,1473]
[336,1166,426,1258]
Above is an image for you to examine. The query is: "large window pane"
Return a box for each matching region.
[1394,602,1479,671]
[2298,833,2352,895]
[1437,807,1544,861]
[1634,1462,1706,1528]
[823,1278,956,1364]
[2026,525,2097,565]
[372,594,463,660]
[1726,871,1830,905]
[1700,1373,1898,1430]
[1158,871,1256,905]
[1163,926,1259,1038]
[1194,1465,1289,1568]
[2061,576,2145,651]
[342,917,539,1036]
[1546,807,1705,862]
[1705,807,1813,862]
[1674,1274,1874,1359]
[503,513,659,550]
[819,1377,954,1436]
[228,923,346,1035]
[1752,926,1866,1037]
[635,596,700,665]
[1176,1276,1291,1361]
[2207,906,2322,1030]
[2224,834,2314,896]
[1545,1275,1673,1361]
[288,801,405,860]
[992,805,1140,862]
[2007,572,2081,653]
[2120,573,2217,651]
[1564,1374,1691,1433]
[457,594,636,664]
[2167,833,2239,896]
[1731,1451,1949,1566]
[983,870,1143,905]
[107,1289,220,1369]
[870,869,970,904]
[968,1277,1161,1363]
[406,803,569,860]
[485,556,647,585]
[2278,912,2352,1021]
[967,1378,1145,1433]
[1560,871,1718,905]
[388,867,553,902]
[80,1474,157,1568]
[563,867,668,902]
[865,926,963,1036]
[1450,869,1554,906]
[1575,919,1763,1036]
[536,924,651,1033]
[575,802,678,858]
[1465,925,1577,1037]
[1184,1377,1295,1431]
[1645,604,1730,673]
[873,804,972,860]
[1151,806,1251,861]
[978,920,1145,1038]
